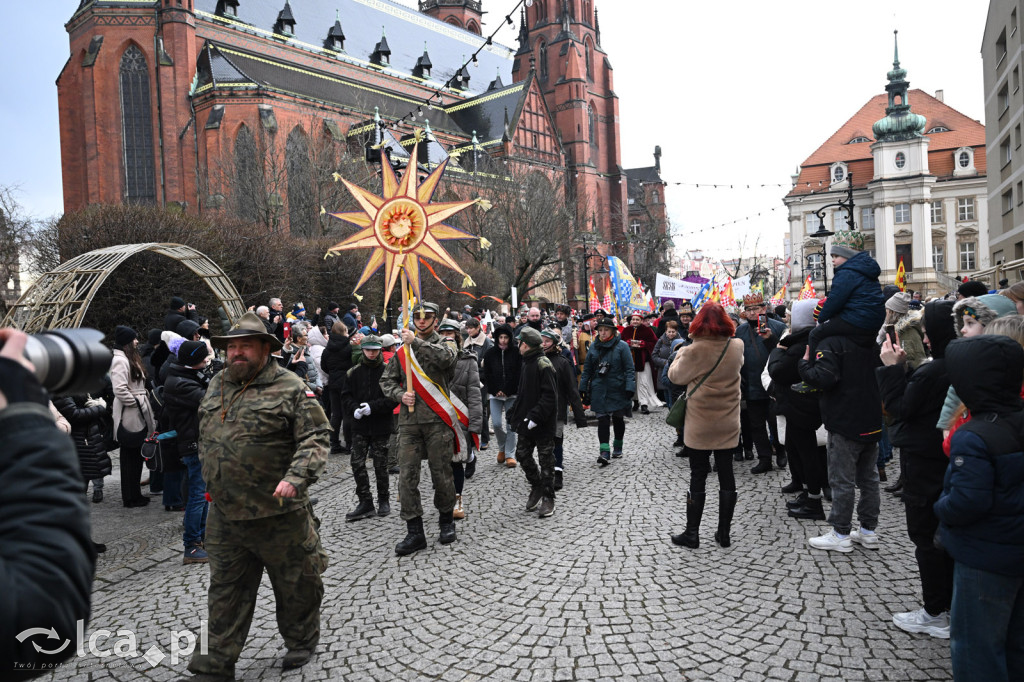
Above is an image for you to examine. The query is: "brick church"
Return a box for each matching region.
[58,0,665,302]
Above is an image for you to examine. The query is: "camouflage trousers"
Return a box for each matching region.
[352,433,389,503]
[187,505,328,677]
[398,422,455,520]
[515,431,557,500]
[387,413,399,469]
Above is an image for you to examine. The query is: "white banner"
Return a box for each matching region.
[655,273,703,300]
[732,275,751,298]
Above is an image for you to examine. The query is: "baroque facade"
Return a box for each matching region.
[784,38,987,299]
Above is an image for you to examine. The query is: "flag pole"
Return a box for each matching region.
[400,261,415,414]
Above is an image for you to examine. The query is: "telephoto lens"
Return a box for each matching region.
[21,329,113,396]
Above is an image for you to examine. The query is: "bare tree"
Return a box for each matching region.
[0,186,41,318]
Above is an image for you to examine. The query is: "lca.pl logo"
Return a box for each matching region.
[13,620,208,671]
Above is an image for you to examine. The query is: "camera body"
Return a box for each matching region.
[9,329,112,396]
[597,361,610,376]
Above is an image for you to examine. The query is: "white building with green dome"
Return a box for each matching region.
[784,34,988,299]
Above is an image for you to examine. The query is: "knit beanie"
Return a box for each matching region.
[176,319,201,339]
[830,230,865,259]
[885,292,912,315]
[177,340,210,367]
[791,299,819,333]
[114,325,137,347]
[813,298,827,322]
[170,296,186,310]
[147,328,163,346]
[958,280,989,298]
[881,284,902,302]
[952,294,1018,337]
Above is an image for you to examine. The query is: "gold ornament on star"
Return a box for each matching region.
[325,142,478,307]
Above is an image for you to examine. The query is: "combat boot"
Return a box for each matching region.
[281,648,314,670]
[395,517,427,556]
[345,498,376,522]
[439,511,457,545]
[670,492,705,549]
[376,478,390,517]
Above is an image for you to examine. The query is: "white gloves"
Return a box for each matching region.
[528,420,537,430]
[86,397,107,410]
[353,402,371,419]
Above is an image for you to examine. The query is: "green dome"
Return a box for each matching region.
[872,110,926,140]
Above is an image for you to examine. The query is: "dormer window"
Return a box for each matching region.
[831,161,848,184]
[954,147,976,177]
[325,12,345,52]
[216,0,239,18]
[927,126,950,134]
[371,30,391,67]
[414,47,432,80]
[849,136,870,144]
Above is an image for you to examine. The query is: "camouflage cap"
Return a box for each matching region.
[516,327,543,347]
[360,334,383,350]
[212,311,283,351]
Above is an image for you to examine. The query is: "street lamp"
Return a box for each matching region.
[810,172,856,296]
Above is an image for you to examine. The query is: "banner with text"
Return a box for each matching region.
[655,273,703,300]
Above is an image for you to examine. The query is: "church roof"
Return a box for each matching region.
[197,42,529,147]
[623,166,662,200]
[788,89,986,197]
[192,0,514,97]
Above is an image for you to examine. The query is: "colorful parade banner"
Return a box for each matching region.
[691,280,712,311]
[607,256,650,314]
[588,276,600,313]
[654,273,703,300]
[798,274,817,300]
[895,257,907,292]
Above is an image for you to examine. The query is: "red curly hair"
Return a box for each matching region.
[688,301,736,338]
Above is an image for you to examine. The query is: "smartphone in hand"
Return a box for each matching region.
[885,324,897,347]
[757,314,768,334]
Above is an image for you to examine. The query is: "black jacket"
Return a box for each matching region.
[482,325,522,396]
[798,333,883,442]
[657,309,680,337]
[163,306,197,333]
[767,328,822,430]
[507,347,558,437]
[162,360,210,449]
[545,347,587,427]
[341,359,397,437]
[875,300,955,453]
[52,395,113,481]
[321,331,353,387]
[0,402,95,678]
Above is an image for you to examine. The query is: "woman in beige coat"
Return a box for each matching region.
[667,302,744,549]
[110,325,155,507]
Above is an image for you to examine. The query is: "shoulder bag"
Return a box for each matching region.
[665,339,731,430]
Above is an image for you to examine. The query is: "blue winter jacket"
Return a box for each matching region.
[934,336,1024,577]
[815,251,885,330]
[579,332,636,414]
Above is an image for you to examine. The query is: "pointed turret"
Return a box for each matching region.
[871,30,926,142]
[414,43,432,79]
[488,68,504,91]
[594,5,601,46]
[371,27,391,66]
[274,0,295,36]
[325,10,345,51]
[565,43,585,82]
[516,7,531,56]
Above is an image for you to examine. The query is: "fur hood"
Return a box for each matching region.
[952,294,1017,337]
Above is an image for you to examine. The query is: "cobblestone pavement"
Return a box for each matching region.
[42,411,951,681]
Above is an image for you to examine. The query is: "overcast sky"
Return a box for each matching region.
[1,0,989,262]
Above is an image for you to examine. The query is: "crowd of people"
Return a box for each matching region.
[7,228,1024,679]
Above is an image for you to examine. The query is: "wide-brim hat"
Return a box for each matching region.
[212,311,283,351]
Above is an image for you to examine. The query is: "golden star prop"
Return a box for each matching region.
[326,142,477,308]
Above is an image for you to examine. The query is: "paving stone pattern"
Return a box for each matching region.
[43,411,951,681]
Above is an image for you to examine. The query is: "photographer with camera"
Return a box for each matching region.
[0,328,97,678]
[579,317,636,466]
[164,295,198,333]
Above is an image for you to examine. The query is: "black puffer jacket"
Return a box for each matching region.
[507,347,557,437]
[52,395,112,481]
[767,328,822,430]
[875,300,955,453]
[321,331,353,386]
[482,324,521,396]
[162,360,211,450]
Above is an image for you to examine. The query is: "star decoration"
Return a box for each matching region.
[326,142,477,308]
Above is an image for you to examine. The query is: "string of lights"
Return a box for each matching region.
[639,179,846,190]
[378,0,532,133]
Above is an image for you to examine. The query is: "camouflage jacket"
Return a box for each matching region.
[379,331,458,425]
[199,357,330,520]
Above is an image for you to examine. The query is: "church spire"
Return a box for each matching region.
[872,30,926,142]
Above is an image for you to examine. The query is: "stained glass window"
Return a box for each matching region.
[119,45,155,203]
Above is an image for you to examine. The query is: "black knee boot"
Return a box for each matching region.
[345,469,375,521]
[671,492,705,548]
[375,472,390,517]
[715,491,737,548]
[395,517,427,556]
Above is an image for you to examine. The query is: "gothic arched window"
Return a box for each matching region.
[585,38,593,80]
[538,41,548,81]
[119,45,155,203]
[234,125,262,224]
[286,127,316,237]
[588,104,597,145]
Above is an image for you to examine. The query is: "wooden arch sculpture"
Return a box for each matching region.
[2,243,246,333]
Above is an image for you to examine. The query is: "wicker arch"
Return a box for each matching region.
[2,243,246,333]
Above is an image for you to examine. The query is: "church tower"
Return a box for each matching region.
[512,1,626,248]
[419,0,483,35]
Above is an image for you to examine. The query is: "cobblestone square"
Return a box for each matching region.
[43,411,950,681]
